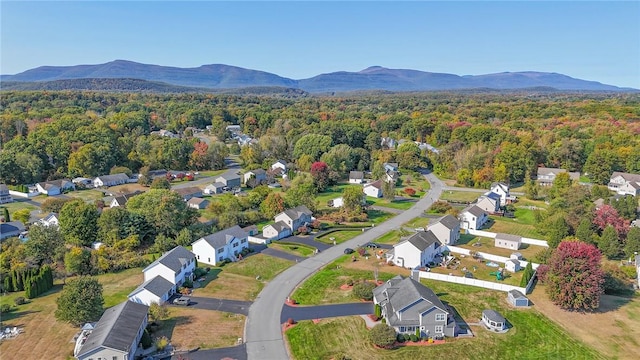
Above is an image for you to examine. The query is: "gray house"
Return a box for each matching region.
[373,276,457,338]
[507,289,529,307]
[75,301,149,360]
[274,205,313,232]
[215,173,241,189]
[427,214,460,245]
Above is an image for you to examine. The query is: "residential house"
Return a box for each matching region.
[243,169,267,185]
[74,300,149,360]
[0,184,12,204]
[427,215,460,245]
[476,193,501,213]
[187,197,210,210]
[271,160,288,173]
[536,167,580,186]
[127,276,175,306]
[387,231,442,269]
[242,225,259,236]
[274,205,313,232]
[142,246,195,298]
[174,186,203,201]
[608,172,640,196]
[36,179,75,195]
[349,171,364,184]
[204,182,226,195]
[380,137,396,149]
[150,129,178,138]
[109,191,142,208]
[459,205,489,230]
[329,197,344,208]
[36,213,59,228]
[482,309,506,331]
[507,290,529,307]
[191,225,249,265]
[504,259,521,273]
[0,221,25,240]
[94,173,130,188]
[262,221,292,240]
[72,177,93,187]
[363,180,383,198]
[495,233,522,250]
[215,173,241,189]
[146,169,168,180]
[383,163,400,184]
[510,252,523,260]
[373,276,457,337]
[487,182,511,206]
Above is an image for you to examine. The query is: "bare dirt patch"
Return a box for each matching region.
[156,307,245,350]
[529,286,640,359]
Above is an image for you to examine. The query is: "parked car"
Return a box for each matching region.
[344,248,354,254]
[364,242,379,248]
[173,297,191,306]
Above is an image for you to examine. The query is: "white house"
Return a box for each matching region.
[187,197,209,210]
[191,225,249,265]
[459,205,489,230]
[215,173,241,189]
[262,221,292,240]
[608,172,640,196]
[387,231,442,269]
[271,160,287,172]
[0,184,13,204]
[36,179,75,195]
[329,197,344,208]
[536,167,580,186]
[504,259,521,273]
[476,193,501,213]
[482,309,506,331]
[349,171,364,184]
[488,182,511,206]
[142,246,195,298]
[94,173,130,188]
[427,215,460,245]
[174,186,203,201]
[243,169,267,185]
[36,213,59,228]
[274,205,313,232]
[495,233,522,250]
[127,276,175,306]
[75,301,148,360]
[72,177,93,187]
[363,180,383,198]
[204,182,226,195]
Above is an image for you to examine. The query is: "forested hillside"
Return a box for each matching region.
[0,91,639,186]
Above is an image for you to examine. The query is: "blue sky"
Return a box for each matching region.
[2,1,639,88]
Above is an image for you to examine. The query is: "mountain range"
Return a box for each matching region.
[1,60,634,93]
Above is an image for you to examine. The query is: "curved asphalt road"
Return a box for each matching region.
[245,170,444,360]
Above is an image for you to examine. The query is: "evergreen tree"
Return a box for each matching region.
[599,225,621,259]
[624,227,640,258]
[520,262,534,287]
[576,218,595,244]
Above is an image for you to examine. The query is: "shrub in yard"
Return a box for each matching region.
[194,268,207,278]
[14,297,26,306]
[403,334,410,341]
[155,336,169,351]
[396,333,405,343]
[410,334,419,342]
[141,330,152,349]
[0,304,12,313]
[621,265,637,279]
[374,304,382,319]
[369,324,397,348]
[357,248,366,257]
[346,278,354,286]
[287,318,295,325]
[415,328,421,339]
[352,281,376,301]
[404,188,416,197]
[182,279,193,288]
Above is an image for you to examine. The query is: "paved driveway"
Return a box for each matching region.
[280,302,373,323]
[258,246,305,262]
[175,296,252,316]
[284,234,332,251]
[245,170,444,360]
[172,344,247,360]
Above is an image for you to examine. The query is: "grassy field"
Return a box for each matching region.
[367,197,416,210]
[488,217,546,239]
[439,190,481,203]
[374,230,405,245]
[403,216,431,229]
[65,189,106,202]
[316,230,363,244]
[1,198,40,220]
[156,308,245,350]
[286,280,606,360]
[270,242,315,257]
[195,254,293,301]
[197,169,227,178]
[428,254,523,286]
[457,234,545,260]
[315,184,350,209]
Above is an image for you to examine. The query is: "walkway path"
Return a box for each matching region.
[245,170,444,360]
[177,296,252,315]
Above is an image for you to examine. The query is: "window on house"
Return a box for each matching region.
[399,326,405,332]
[218,256,223,261]
[197,255,200,259]
[218,248,224,253]
[113,357,118,360]
[233,242,239,247]
[435,325,443,333]
[241,239,247,243]
[435,313,445,321]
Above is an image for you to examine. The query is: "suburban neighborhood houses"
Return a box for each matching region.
[191,225,249,265]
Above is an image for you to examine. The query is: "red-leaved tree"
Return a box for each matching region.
[310,161,331,192]
[539,240,605,311]
[593,205,630,236]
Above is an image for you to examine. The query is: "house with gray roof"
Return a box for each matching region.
[349,171,364,184]
[0,221,25,241]
[128,276,175,306]
[75,300,149,360]
[204,182,226,195]
[476,192,501,213]
[142,246,195,294]
[262,221,293,241]
[387,231,442,269]
[36,179,76,195]
[274,205,313,232]
[507,289,529,307]
[373,276,457,338]
[459,205,489,230]
[243,169,267,186]
[94,173,130,188]
[191,225,248,265]
[0,184,12,204]
[608,172,640,196]
[215,173,241,189]
[427,214,461,245]
[495,233,522,250]
[173,186,203,201]
[536,167,580,186]
[482,309,506,331]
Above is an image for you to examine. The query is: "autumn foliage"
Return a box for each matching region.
[539,240,605,311]
[593,205,630,236]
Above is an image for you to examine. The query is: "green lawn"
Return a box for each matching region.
[286,281,605,360]
[396,171,431,197]
[364,210,394,224]
[374,229,412,244]
[197,169,227,178]
[316,230,363,244]
[439,190,480,203]
[488,217,546,240]
[315,184,350,208]
[367,197,416,210]
[270,242,315,257]
[1,199,40,220]
[65,189,106,203]
[403,217,431,229]
[222,253,293,281]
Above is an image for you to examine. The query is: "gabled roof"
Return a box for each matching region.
[365,180,383,190]
[206,182,226,189]
[129,276,174,298]
[195,225,247,249]
[246,169,266,176]
[174,187,201,196]
[95,173,129,183]
[0,184,9,192]
[490,182,509,191]
[611,172,640,183]
[482,309,505,323]
[495,233,521,242]
[278,205,312,221]
[398,230,440,251]
[433,214,459,230]
[484,192,501,201]
[77,301,149,357]
[37,179,73,189]
[217,173,241,181]
[508,289,527,300]
[462,205,486,218]
[349,171,364,179]
[187,197,208,205]
[273,160,287,166]
[38,212,59,224]
[373,277,448,324]
[265,221,289,233]
[0,221,25,234]
[143,246,194,274]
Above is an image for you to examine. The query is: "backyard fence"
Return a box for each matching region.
[447,245,540,270]
[8,190,39,198]
[415,270,529,294]
[466,229,549,248]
